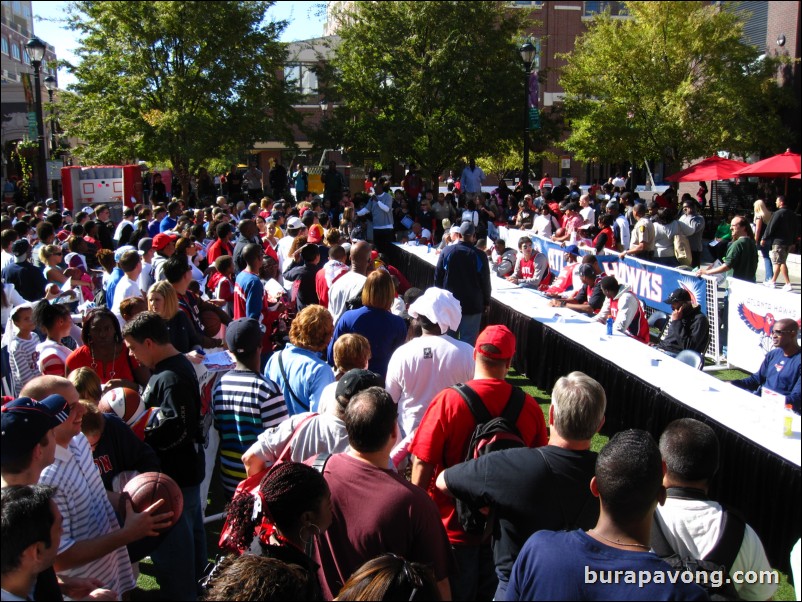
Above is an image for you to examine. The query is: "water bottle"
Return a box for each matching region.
[427,243,432,254]
[783,404,795,438]
[606,318,614,336]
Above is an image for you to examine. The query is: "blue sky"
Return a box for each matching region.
[31,1,326,89]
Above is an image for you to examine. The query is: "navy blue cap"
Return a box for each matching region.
[1,395,70,462]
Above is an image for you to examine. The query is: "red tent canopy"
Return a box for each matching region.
[733,150,801,178]
[664,156,749,182]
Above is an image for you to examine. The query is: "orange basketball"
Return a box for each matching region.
[122,472,183,530]
[99,387,143,424]
[200,309,222,337]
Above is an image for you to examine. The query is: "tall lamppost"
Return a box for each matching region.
[26,37,48,202]
[519,42,536,191]
[319,99,329,165]
[44,75,59,200]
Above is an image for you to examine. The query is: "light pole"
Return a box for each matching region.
[26,37,48,202]
[519,42,536,191]
[319,99,329,165]
[44,75,59,200]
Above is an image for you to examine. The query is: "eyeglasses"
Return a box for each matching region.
[772,329,794,335]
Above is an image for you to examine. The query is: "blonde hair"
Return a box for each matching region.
[753,199,773,223]
[333,334,372,375]
[68,367,102,404]
[361,270,395,311]
[38,243,62,265]
[147,280,179,319]
[289,305,333,352]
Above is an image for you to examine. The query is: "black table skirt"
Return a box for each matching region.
[388,244,801,571]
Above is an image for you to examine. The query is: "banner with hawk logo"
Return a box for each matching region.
[728,279,801,372]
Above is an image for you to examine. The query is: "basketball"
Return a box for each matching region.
[200,309,222,337]
[99,387,144,424]
[122,472,183,529]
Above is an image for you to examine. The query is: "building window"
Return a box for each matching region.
[584,1,627,17]
[284,63,318,95]
[22,49,30,65]
[11,43,21,61]
[22,3,31,18]
[512,1,543,5]
[12,1,21,14]
[1,37,8,55]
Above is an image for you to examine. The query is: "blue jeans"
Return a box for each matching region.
[450,543,497,601]
[150,484,206,600]
[759,243,773,281]
[453,312,483,347]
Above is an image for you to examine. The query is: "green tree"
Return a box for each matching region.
[317,1,532,188]
[59,1,299,198]
[559,1,794,172]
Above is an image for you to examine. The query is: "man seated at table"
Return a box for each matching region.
[655,288,709,357]
[550,263,605,316]
[542,245,581,297]
[731,318,800,414]
[595,276,650,344]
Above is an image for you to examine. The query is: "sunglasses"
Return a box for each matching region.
[772,329,794,335]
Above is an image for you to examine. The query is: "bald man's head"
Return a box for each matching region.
[350,240,373,275]
[20,376,79,405]
[776,318,799,335]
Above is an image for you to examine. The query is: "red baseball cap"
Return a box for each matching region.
[308,225,323,244]
[475,325,516,360]
[152,233,178,252]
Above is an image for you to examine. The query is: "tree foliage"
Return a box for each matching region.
[59,1,299,196]
[559,1,795,171]
[317,1,532,186]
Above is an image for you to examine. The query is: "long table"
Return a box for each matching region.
[388,243,801,571]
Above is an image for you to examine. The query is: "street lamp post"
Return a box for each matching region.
[26,37,48,202]
[319,99,329,165]
[519,42,536,191]
[44,75,59,201]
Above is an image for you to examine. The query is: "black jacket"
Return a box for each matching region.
[658,305,710,355]
[434,241,491,315]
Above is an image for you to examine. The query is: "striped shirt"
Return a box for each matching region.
[39,433,136,594]
[36,338,71,377]
[212,369,288,497]
[9,333,41,396]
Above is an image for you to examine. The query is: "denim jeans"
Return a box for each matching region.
[150,484,207,600]
[453,312,483,347]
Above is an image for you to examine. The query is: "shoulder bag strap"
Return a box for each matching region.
[275,412,320,464]
[451,383,492,424]
[278,351,310,412]
[703,510,746,572]
[501,386,525,424]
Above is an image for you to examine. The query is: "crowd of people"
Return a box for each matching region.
[0,166,797,601]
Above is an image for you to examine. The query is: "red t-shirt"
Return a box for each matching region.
[518,256,537,280]
[65,345,137,384]
[409,378,548,545]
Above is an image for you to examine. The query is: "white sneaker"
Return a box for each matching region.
[763,281,774,288]
[782,283,793,292]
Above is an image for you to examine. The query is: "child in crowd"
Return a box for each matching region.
[4,304,41,396]
[33,300,73,377]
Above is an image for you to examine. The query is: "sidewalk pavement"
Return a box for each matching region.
[700,247,799,294]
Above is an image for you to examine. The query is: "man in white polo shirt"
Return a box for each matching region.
[27,376,171,597]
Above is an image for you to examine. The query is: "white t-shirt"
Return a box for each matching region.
[385,334,475,438]
[533,213,559,238]
[580,206,596,226]
[327,271,366,325]
[111,274,142,322]
[655,497,778,601]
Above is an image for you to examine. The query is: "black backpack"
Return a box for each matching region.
[452,383,526,536]
[651,488,746,601]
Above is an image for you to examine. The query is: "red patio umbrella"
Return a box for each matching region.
[665,155,749,182]
[733,149,801,178]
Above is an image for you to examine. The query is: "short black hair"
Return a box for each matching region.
[343,387,396,453]
[1,485,57,575]
[122,310,171,345]
[163,255,191,284]
[242,243,263,267]
[300,244,320,263]
[659,419,719,482]
[600,276,619,292]
[595,429,663,523]
[32,299,71,332]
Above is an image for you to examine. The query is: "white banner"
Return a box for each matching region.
[727,279,801,373]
